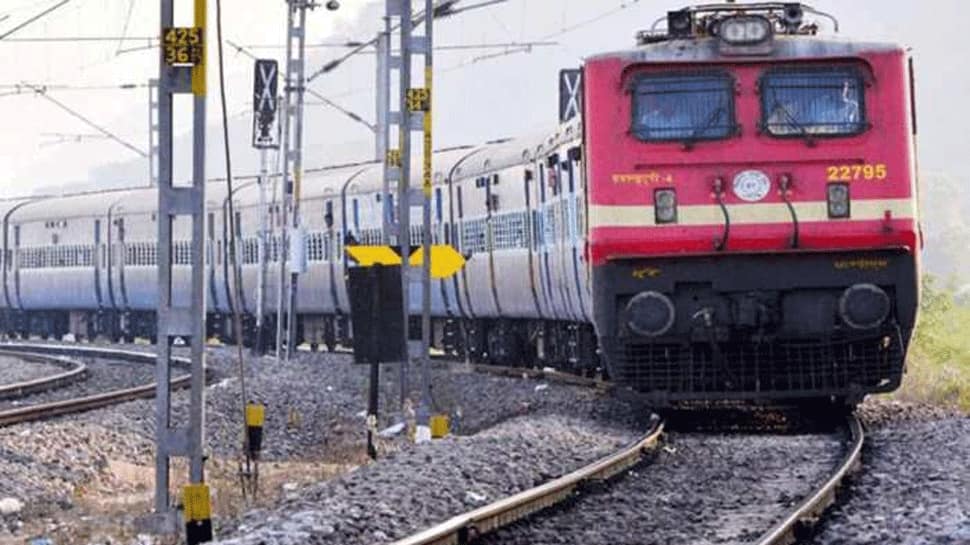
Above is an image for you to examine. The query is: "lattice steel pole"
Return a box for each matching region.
[416,0,435,442]
[278,0,313,362]
[382,0,414,409]
[376,27,392,243]
[150,0,209,540]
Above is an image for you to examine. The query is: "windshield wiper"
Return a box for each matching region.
[682,105,725,150]
[771,100,816,147]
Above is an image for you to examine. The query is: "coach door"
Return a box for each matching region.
[107,214,129,314]
[563,145,589,323]
[93,219,104,312]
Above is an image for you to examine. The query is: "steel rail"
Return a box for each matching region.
[391,415,663,545]
[0,343,193,427]
[753,413,864,545]
[0,351,88,401]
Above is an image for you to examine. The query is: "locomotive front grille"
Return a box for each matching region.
[601,328,904,400]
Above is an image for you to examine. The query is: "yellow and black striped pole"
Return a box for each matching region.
[245,402,266,459]
[183,483,212,545]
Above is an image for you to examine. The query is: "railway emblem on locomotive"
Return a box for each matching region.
[732,170,771,202]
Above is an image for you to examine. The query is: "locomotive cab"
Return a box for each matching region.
[583,3,920,403]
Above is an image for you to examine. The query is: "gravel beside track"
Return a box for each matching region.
[0,357,155,411]
[215,414,640,545]
[0,344,647,540]
[478,429,845,545]
[0,354,66,386]
[810,400,970,544]
[52,349,645,462]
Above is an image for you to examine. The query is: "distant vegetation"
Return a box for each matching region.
[896,275,970,410]
[919,172,970,282]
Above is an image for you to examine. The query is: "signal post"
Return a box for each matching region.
[148,0,210,542]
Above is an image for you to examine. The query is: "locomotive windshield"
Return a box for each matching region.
[761,67,866,137]
[631,72,735,142]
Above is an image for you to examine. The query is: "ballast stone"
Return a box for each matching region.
[0,497,23,516]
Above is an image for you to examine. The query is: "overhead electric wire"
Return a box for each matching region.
[0,82,149,92]
[114,0,137,55]
[0,0,72,41]
[240,40,556,51]
[39,132,110,148]
[305,0,507,82]
[0,35,156,42]
[22,83,148,157]
[441,0,642,73]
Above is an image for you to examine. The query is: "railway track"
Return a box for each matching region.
[0,343,191,427]
[753,414,863,545]
[0,351,88,401]
[391,413,862,545]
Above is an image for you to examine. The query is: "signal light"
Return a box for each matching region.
[827,183,850,218]
[654,189,677,224]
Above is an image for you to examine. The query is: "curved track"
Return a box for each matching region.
[391,416,664,545]
[0,351,88,401]
[0,343,191,427]
[754,414,864,545]
[392,413,862,545]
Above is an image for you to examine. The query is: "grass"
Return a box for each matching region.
[894,275,970,411]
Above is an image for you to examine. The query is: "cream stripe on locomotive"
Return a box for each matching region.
[588,198,915,228]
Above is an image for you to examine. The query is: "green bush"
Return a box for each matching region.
[894,275,970,410]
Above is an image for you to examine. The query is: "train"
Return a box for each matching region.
[0,2,920,405]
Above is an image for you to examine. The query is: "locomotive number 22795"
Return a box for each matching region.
[826,164,888,182]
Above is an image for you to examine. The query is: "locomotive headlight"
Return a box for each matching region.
[719,16,772,45]
[840,284,891,330]
[827,183,851,218]
[626,291,676,337]
[654,189,677,224]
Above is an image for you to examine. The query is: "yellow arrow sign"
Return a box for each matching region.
[409,245,466,279]
[345,245,402,267]
[346,245,467,279]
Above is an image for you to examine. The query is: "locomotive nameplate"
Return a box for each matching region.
[162,27,204,66]
[612,172,674,185]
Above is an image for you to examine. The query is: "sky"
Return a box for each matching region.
[0,0,965,196]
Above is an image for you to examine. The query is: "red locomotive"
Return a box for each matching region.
[584,3,920,403]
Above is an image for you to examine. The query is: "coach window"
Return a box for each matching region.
[760,67,866,137]
[631,72,736,142]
